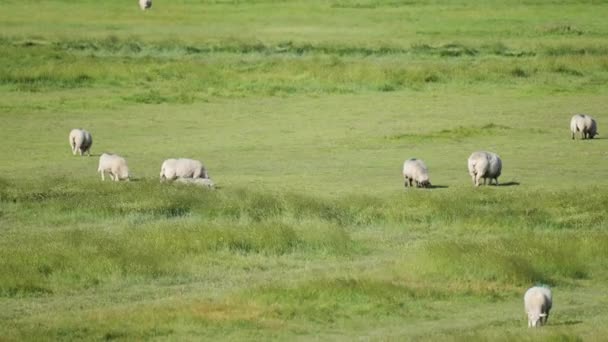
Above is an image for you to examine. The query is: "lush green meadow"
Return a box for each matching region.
[1,0,608,340]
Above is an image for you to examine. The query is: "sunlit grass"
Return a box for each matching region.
[2,0,608,340]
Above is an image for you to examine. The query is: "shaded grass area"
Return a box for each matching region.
[1,178,607,300]
[418,233,608,286]
[386,123,514,142]
[1,36,607,98]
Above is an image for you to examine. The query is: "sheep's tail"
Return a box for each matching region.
[160,166,166,181]
[71,136,77,150]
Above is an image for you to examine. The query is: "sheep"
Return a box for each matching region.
[160,158,209,182]
[139,0,152,10]
[467,151,502,186]
[98,153,130,181]
[524,286,552,328]
[570,114,598,140]
[174,177,215,189]
[68,128,93,156]
[402,158,431,188]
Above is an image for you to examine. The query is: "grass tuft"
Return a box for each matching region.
[387,123,511,141]
[418,233,608,285]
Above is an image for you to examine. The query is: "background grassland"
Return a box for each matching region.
[1,0,608,340]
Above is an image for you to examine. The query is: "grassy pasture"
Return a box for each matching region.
[1,0,608,340]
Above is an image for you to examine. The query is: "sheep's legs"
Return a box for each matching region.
[474,175,481,186]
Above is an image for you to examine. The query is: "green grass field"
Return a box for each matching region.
[1,0,608,340]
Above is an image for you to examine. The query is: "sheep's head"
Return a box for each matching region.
[417,175,431,188]
[527,311,546,328]
[139,0,152,10]
[119,168,130,181]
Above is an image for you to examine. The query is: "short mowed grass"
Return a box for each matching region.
[1,0,608,340]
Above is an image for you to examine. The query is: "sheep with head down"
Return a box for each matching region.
[160,158,210,182]
[402,158,431,188]
[524,286,552,328]
[467,151,502,186]
[68,128,93,156]
[570,114,598,140]
[98,153,130,181]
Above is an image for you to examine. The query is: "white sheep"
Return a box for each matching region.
[524,286,552,328]
[139,0,152,10]
[174,177,215,189]
[68,128,93,156]
[570,114,598,140]
[160,158,209,182]
[402,158,431,188]
[98,153,130,181]
[467,151,502,186]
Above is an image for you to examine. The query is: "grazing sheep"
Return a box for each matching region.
[68,128,93,156]
[139,0,152,10]
[98,153,130,181]
[467,151,502,186]
[160,158,209,182]
[570,114,598,140]
[174,177,215,189]
[402,158,431,188]
[524,286,553,328]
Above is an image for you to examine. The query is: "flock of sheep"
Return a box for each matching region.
[68,128,215,188]
[402,114,599,189]
[403,114,597,327]
[70,112,597,328]
[30,0,585,333]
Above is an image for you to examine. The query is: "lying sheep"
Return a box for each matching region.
[174,177,215,189]
[524,286,552,328]
[402,158,431,188]
[160,158,209,182]
[98,153,130,181]
[69,128,93,156]
[570,114,598,139]
[139,0,152,10]
[467,151,502,186]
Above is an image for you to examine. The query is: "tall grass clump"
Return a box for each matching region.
[245,277,452,324]
[3,177,606,297]
[417,232,608,286]
[3,35,608,98]
[0,219,358,296]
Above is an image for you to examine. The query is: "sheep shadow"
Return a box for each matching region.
[430,184,449,189]
[498,181,520,187]
[403,184,448,190]
[552,320,583,326]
